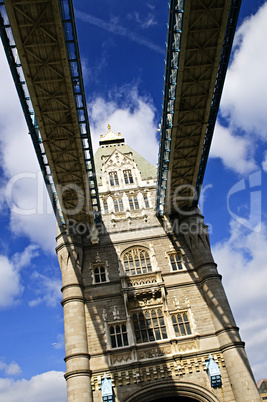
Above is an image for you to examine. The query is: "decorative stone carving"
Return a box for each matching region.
[102,309,107,322]
[113,306,120,320]
[127,274,157,287]
[127,288,162,309]
[149,243,159,271]
[142,211,148,222]
[111,352,132,365]
[91,352,225,390]
[138,346,171,360]
[185,296,190,308]
[176,339,198,353]
[104,149,136,171]
[173,296,180,309]
[95,251,101,263]
[90,226,99,245]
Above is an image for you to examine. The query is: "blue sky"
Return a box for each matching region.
[0,1,267,400]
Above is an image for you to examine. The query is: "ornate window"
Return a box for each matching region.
[132,308,167,344]
[129,196,139,210]
[143,194,149,208]
[122,247,152,275]
[109,323,129,348]
[109,171,119,186]
[123,170,134,184]
[94,266,107,283]
[169,253,183,271]
[172,312,192,337]
[113,198,124,212]
[103,200,109,214]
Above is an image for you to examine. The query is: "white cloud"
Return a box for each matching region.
[221,3,267,138]
[0,245,39,309]
[0,371,66,402]
[9,211,56,254]
[211,123,256,174]
[0,361,21,376]
[28,272,61,308]
[212,221,267,381]
[0,43,57,253]
[89,87,159,166]
[75,10,164,54]
[127,11,157,29]
[12,244,39,270]
[0,255,23,308]
[211,3,267,173]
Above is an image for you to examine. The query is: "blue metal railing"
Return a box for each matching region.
[0,1,65,227]
[156,0,184,216]
[0,0,101,225]
[60,0,101,222]
[156,0,242,215]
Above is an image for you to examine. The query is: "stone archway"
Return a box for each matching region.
[122,380,220,402]
[153,398,198,402]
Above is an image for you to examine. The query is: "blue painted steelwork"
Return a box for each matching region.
[193,0,242,206]
[60,0,101,222]
[0,0,101,225]
[0,2,65,227]
[156,0,242,215]
[156,0,184,216]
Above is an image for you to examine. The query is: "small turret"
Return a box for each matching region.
[99,124,125,146]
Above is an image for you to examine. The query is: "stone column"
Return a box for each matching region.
[170,209,261,402]
[57,230,92,402]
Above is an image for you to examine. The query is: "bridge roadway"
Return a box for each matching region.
[1,0,241,225]
[1,0,100,228]
[156,0,241,216]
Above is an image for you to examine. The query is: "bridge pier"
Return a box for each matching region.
[57,230,92,402]
[170,209,261,402]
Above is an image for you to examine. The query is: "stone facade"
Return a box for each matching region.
[56,129,261,401]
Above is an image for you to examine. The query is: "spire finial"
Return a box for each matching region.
[99,125,125,145]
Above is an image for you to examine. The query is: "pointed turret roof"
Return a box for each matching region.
[94,127,157,184]
[99,124,124,145]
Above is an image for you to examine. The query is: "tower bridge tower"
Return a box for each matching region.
[56,127,261,402]
[0,1,262,400]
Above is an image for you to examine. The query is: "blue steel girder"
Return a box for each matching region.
[0,1,64,227]
[156,0,241,216]
[1,0,100,227]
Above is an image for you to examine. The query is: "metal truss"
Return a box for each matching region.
[60,0,101,222]
[0,1,64,227]
[156,0,241,216]
[156,0,185,216]
[193,0,241,206]
[0,0,101,227]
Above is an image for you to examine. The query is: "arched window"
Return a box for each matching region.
[129,196,139,210]
[143,194,149,208]
[169,253,183,271]
[172,312,192,337]
[122,247,152,275]
[94,266,106,283]
[123,170,134,184]
[113,198,124,212]
[109,171,119,186]
[103,200,109,214]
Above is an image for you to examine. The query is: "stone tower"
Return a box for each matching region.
[56,128,261,402]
